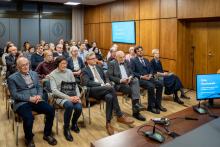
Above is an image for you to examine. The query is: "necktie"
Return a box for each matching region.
[93,67,104,84]
[140,59,146,67]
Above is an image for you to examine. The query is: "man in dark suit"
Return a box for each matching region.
[82,52,134,136]
[8,57,57,147]
[53,44,69,59]
[31,44,44,71]
[107,51,146,121]
[6,46,17,77]
[131,46,167,114]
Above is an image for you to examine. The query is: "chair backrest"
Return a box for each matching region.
[39,80,43,88]
[217,69,220,74]
[80,74,83,85]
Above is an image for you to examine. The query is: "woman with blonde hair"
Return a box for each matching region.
[125,47,136,62]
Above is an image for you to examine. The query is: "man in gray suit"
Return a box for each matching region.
[107,51,146,121]
[8,58,57,147]
[82,51,134,136]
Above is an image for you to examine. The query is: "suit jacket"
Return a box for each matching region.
[67,56,85,72]
[77,50,88,63]
[6,54,15,76]
[53,51,69,59]
[130,56,153,79]
[150,59,164,74]
[82,64,110,100]
[107,59,133,91]
[7,71,43,111]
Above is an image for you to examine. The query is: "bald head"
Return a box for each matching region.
[16,57,29,74]
[116,51,125,63]
[17,57,28,66]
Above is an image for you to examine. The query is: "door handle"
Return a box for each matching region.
[209,50,212,59]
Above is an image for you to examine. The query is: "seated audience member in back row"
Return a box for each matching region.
[4,41,11,53]
[70,39,76,48]
[6,46,17,78]
[50,56,82,141]
[89,41,102,55]
[131,46,167,114]
[93,46,108,72]
[8,51,24,77]
[24,46,35,64]
[78,43,87,63]
[67,46,85,84]
[44,43,49,51]
[63,42,69,54]
[53,44,69,59]
[107,44,118,59]
[23,42,30,53]
[107,47,117,63]
[126,47,136,62]
[82,52,134,136]
[8,57,57,147]
[35,50,56,101]
[48,43,56,53]
[31,44,44,71]
[76,41,81,49]
[84,39,91,51]
[150,49,189,104]
[107,51,146,121]
[1,46,10,76]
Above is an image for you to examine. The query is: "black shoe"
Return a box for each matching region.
[43,135,57,146]
[133,113,146,121]
[180,94,190,99]
[25,139,35,147]
[71,123,80,133]
[63,127,73,141]
[155,105,167,112]
[132,103,146,111]
[174,97,184,104]
[147,106,160,114]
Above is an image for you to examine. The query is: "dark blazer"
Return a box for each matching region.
[107,59,133,91]
[150,59,164,74]
[7,71,43,111]
[6,54,15,76]
[130,56,153,79]
[67,56,85,72]
[53,51,69,59]
[82,64,110,101]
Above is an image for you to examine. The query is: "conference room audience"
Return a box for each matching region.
[126,47,136,62]
[8,51,24,77]
[78,43,87,63]
[58,38,64,45]
[8,57,57,147]
[76,41,81,49]
[70,40,76,47]
[40,40,45,47]
[24,46,35,64]
[93,46,103,62]
[107,44,118,59]
[4,41,11,53]
[50,56,82,141]
[84,39,91,50]
[63,42,70,54]
[107,47,117,63]
[150,49,189,104]
[6,46,17,78]
[107,51,146,121]
[48,43,56,53]
[1,46,10,76]
[67,46,85,84]
[35,50,56,101]
[82,51,134,136]
[44,43,49,50]
[131,46,166,114]
[31,44,44,71]
[53,44,69,59]
[23,42,30,53]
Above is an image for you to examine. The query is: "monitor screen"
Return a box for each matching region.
[112,21,135,44]
[196,74,220,100]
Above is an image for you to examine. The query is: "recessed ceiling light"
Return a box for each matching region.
[64,2,80,5]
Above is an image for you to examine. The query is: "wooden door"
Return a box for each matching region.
[207,22,220,74]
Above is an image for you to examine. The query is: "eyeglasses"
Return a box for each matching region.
[137,50,143,52]
[88,58,97,60]
[60,62,67,66]
[20,63,29,68]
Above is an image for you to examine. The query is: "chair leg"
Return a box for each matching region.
[16,122,19,146]
[103,101,104,109]
[81,110,86,127]
[8,99,10,119]
[56,110,58,135]
[100,102,101,109]
[122,96,124,104]
[139,96,141,105]
[89,102,91,125]
[6,96,7,109]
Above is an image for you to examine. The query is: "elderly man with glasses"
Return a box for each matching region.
[53,44,69,59]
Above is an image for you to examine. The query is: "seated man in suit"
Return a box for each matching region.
[53,44,69,59]
[31,44,44,71]
[107,51,146,121]
[82,51,134,136]
[6,46,17,78]
[8,57,57,147]
[131,46,167,114]
[78,43,87,63]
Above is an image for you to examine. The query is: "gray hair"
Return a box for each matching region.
[152,49,159,54]
[112,44,118,48]
[56,44,63,48]
[16,57,28,66]
[110,47,117,53]
[69,46,78,57]
[129,47,134,51]
[85,51,95,60]
[48,43,54,48]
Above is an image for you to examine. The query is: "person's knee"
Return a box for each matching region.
[105,94,113,102]
[23,115,34,127]
[47,105,55,117]
[64,101,74,110]
[74,103,82,113]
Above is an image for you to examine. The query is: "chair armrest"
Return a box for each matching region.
[111,81,115,87]
[77,84,87,107]
[153,74,158,81]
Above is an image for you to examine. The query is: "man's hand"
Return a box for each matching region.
[145,74,152,81]
[126,78,131,84]
[45,74,50,79]
[77,70,81,75]
[72,96,80,103]
[164,72,168,76]
[121,79,128,83]
[104,83,111,86]
[30,95,42,104]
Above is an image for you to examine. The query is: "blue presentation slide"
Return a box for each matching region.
[197,74,220,100]
[112,21,135,44]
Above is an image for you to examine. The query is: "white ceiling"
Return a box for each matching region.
[25,0,116,5]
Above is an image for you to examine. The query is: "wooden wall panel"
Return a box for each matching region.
[161,0,177,18]
[160,59,177,74]
[100,3,111,22]
[90,24,100,45]
[140,0,160,20]
[111,1,124,22]
[84,7,92,24]
[99,23,112,49]
[93,6,100,23]
[140,20,159,56]
[178,0,220,18]
[84,24,90,41]
[124,0,140,21]
[160,19,177,59]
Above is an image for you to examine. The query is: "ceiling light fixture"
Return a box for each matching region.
[64,2,80,5]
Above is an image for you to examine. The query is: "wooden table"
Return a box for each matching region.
[91,100,220,147]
